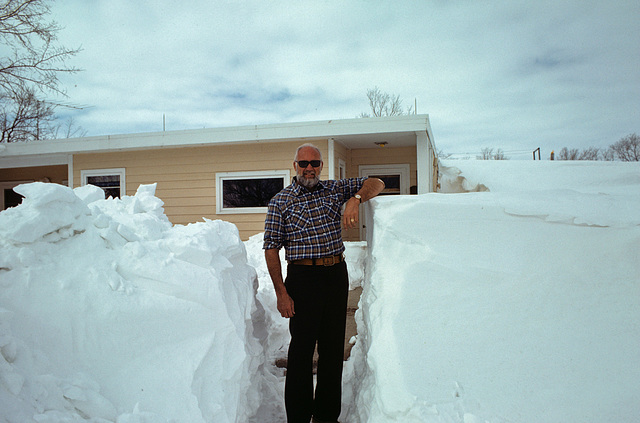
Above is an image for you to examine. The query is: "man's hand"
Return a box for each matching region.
[343,197,360,230]
[276,288,295,318]
[342,177,385,230]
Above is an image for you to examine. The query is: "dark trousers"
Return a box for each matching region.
[284,261,349,423]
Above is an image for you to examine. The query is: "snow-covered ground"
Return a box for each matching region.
[0,159,638,422]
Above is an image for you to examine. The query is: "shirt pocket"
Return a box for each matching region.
[322,194,342,222]
[284,203,311,232]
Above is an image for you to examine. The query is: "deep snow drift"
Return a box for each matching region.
[1,159,639,423]
[0,183,276,423]
[341,160,640,423]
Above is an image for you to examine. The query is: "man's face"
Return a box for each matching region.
[294,147,323,188]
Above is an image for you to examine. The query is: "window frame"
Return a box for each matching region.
[216,170,290,215]
[359,164,410,195]
[338,158,346,179]
[81,168,126,198]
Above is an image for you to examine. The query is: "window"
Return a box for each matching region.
[369,174,401,195]
[0,181,30,210]
[81,168,126,198]
[359,164,410,195]
[216,170,289,214]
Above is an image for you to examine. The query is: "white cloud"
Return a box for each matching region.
[48,0,640,156]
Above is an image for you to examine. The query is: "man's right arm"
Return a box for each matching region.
[265,248,295,318]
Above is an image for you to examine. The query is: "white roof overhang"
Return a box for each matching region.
[0,114,432,169]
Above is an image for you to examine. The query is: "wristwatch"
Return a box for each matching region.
[354,194,362,203]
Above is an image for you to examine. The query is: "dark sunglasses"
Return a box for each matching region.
[297,160,322,168]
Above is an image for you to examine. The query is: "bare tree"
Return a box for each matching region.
[478,147,508,160]
[493,148,507,160]
[578,147,600,161]
[601,148,615,161]
[360,86,414,117]
[557,147,580,160]
[479,147,493,160]
[557,136,639,162]
[0,84,55,142]
[50,115,87,138]
[0,84,85,142]
[0,0,82,142]
[609,133,640,162]
[0,0,80,96]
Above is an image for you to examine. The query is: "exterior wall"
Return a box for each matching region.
[0,165,68,185]
[333,141,350,178]
[72,139,330,240]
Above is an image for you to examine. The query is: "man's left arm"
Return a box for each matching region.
[343,177,385,230]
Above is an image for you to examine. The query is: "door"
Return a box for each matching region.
[358,164,411,239]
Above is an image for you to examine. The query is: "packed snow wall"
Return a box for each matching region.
[341,162,640,423]
[0,182,272,423]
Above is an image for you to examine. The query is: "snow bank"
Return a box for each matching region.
[342,160,640,423]
[0,183,271,423]
[2,160,638,423]
[439,159,640,196]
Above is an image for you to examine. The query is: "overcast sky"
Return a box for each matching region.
[50,0,639,158]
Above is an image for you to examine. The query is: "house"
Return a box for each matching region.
[0,114,437,240]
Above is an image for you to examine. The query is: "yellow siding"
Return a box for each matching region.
[73,140,332,240]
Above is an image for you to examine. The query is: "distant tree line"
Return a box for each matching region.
[556,133,639,162]
[478,147,507,160]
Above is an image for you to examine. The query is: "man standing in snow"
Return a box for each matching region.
[263,143,384,423]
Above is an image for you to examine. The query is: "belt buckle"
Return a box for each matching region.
[322,256,335,266]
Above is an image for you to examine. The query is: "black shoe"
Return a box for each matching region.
[311,418,339,423]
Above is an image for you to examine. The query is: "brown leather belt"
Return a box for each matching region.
[289,254,345,266]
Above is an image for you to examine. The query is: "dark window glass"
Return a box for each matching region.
[87,175,121,198]
[3,188,23,209]
[370,174,401,195]
[222,177,284,208]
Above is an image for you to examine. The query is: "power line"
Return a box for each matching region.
[444,149,534,156]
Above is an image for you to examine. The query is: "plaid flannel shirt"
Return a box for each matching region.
[263,177,367,261]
